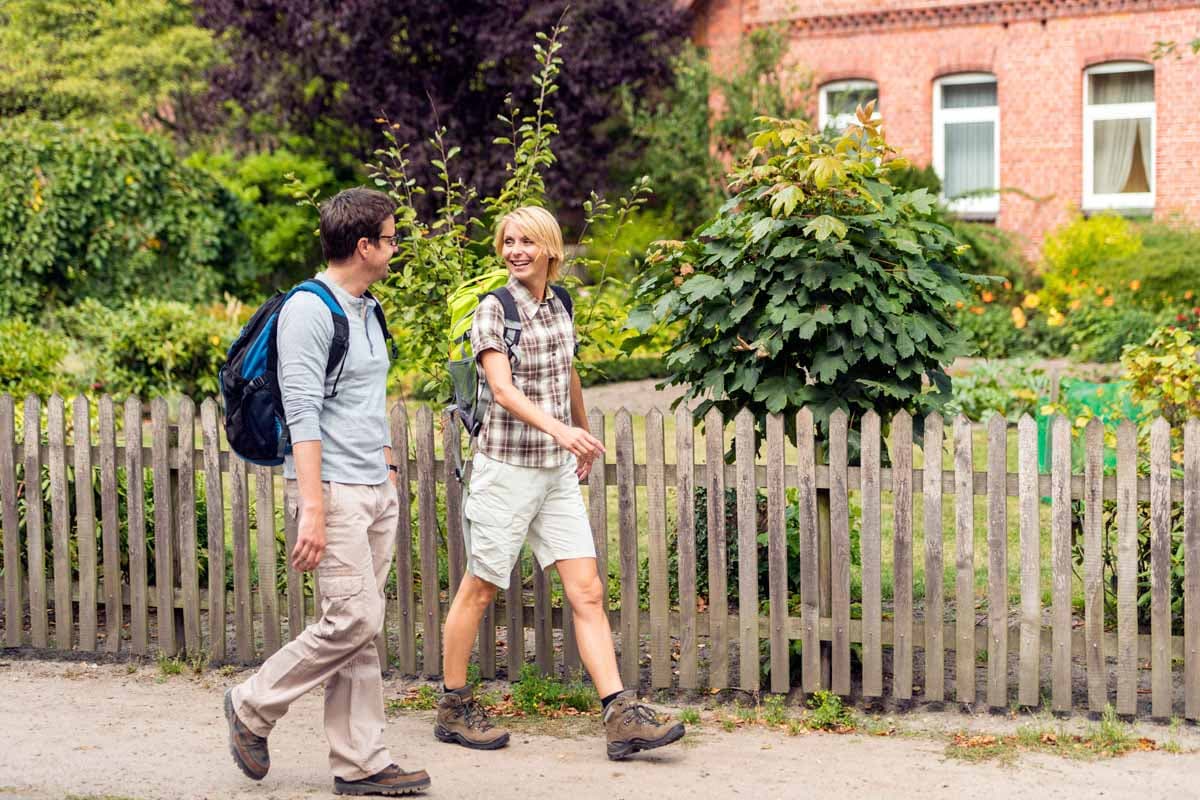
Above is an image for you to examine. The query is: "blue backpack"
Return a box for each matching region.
[219,278,395,465]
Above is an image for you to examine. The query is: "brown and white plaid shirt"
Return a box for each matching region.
[471,276,576,468]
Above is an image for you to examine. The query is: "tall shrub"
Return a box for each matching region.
[629,110,976,442]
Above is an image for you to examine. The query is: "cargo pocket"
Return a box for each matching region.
[319,573,364,601]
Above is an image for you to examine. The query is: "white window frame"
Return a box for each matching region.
[932,72,1000,219]
[1082,61,1155,212]
[818,79,879,134]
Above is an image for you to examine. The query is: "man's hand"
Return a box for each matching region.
[554,424,605,461]
[291,509,326,572]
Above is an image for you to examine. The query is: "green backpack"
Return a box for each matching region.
[446,269,574,437]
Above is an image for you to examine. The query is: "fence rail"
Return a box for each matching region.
[1,393,1198,720]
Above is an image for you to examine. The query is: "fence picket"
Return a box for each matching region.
[766,412,788,693]
[230,455,253,663]
[1017,414,1040,706]
[1150,418,1172,718]
[647,409,670,688]
[1116,420,1138,715]
[150,398,176,656]
[391,403,417,676]
[829,409,851,695]
[616,410,640,687]
[415,405,440,676]
[923,412,945,702]
[177,398,200,656]
[734,409,758,690]
[1051,415,1072,712]
[254,464,280,657]
[986,414,1007,708]
[797,407,820,693]
[533,560,552,675]
[1084,418,1106,712]
[48,395,73,651]
[124,398,148,655]
[444,416,465,600]
[861,411,882,697]
[1185,419,1200,721]
[954,415,974,704]
[704,407,728,689]
[73,396,97,651]
[282,478,303,643]
[675,406,698,689]
[200,399,226,662]
[891,411,914,700]
[98,398,122,653]
[0,396,20,648]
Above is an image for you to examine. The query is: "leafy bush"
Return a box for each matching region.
[0,320,73,397]
[187,142,343,292]
[0,120,247,318]
[630,113,974,445]
[1062,301,1165,363]
[1040,214,1141,307]
[59,298,241,399]
[1122,325,1200,429]
[951,304,1029,359]
[945,359,1050,421]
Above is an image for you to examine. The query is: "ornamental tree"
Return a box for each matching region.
[628,108,978,443]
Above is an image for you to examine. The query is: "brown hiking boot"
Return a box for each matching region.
[604,690,686,760]
[434,689,510,750]
[333,763,431,796]
[224,688,269,780]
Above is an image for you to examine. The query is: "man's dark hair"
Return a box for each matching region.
[318,187,395,262]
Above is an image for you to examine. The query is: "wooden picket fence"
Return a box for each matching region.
[1,392,1198,720]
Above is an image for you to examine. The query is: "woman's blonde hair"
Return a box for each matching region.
[493,206,565,282]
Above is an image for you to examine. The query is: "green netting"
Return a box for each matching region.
[1035,378,1142,474]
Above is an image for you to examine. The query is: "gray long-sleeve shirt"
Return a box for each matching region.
[278,272,392,484]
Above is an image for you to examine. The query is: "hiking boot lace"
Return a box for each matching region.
[464,698,494,731]
[627,702,662,726]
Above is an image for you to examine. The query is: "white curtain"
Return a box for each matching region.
[1137,118,1152,190]
[944,121,994,199]
[1094,119,1138,194]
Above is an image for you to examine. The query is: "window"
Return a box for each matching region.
[933,73,999,218]
[1083,62,1154,211]
[818,79,879,134]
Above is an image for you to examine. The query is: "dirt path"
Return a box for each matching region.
[1,659,1197,800]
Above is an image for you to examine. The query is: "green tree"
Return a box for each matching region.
[0,120,247,318]
[620,26,812,233]
[0,0,219,124]
[628,110,977,443]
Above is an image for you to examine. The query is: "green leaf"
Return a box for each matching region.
[803,215,847,242]
[680,274,724,301]
[811,351,848,383]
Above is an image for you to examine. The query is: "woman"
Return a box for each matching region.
[436,205,686,761]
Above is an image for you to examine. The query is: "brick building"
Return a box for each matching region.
[689,0,1200,254]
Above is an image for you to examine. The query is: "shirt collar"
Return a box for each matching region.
[505,275,558,318]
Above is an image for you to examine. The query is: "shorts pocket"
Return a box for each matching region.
[464,488,514,531]
[319,574,364,600]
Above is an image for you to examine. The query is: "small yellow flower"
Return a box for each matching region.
[970,306,985,315]
[1003,280,1012,290]
[1095,285,1106,296]
[125,175,134,185]
[1187,290,1195,300]
[210,335,220,346]
[1011,306,1027,329]
[955,300,965,309]
[1047,309,1066,327]
[1069,299,1083,311]
[1102,295,1115,307]
[1129,279,1141,291]
[1022,293,1040,309]
[981,290,995,303]
[1071,268,1079,277]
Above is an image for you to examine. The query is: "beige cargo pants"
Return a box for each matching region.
[230,479,399,780]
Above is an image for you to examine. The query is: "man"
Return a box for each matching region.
[435,206,686,760]
[224,187,430,796]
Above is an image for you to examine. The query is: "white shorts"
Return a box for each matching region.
[462,452,596,589]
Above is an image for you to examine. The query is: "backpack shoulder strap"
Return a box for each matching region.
[549,284,573,318]
[363,289,399,360]
[483,287,523,363]
[290,278,351,397]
